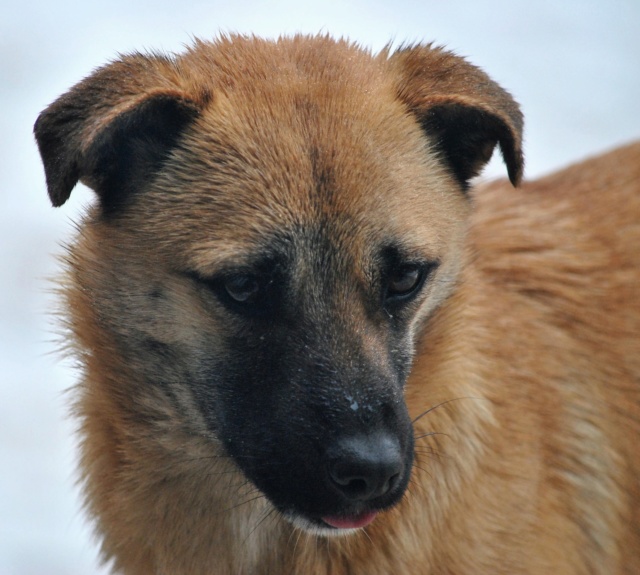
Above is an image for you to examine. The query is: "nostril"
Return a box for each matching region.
[327,433,404,502]
[331,474,370,500]
[386,471,401,493]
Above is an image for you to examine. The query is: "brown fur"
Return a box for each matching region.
[35,35,639,574]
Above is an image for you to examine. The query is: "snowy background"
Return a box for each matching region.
[1,0,639,573]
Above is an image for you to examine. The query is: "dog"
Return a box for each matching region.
[35,35,640,574]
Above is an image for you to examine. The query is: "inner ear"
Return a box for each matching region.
[419,103,520,190]
[83,94,199,215]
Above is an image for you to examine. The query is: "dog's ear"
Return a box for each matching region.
[387,45,524,188]
[34,54,205,211]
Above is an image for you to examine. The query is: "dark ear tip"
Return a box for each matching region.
[34,112,75,207]
[500,134,524,187]
[506,150,525,187]
[33,111,45,138]
[509,173,523,188]
[49,186,72,207]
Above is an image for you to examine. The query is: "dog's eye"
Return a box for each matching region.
[224,275,261,304]
[384,262,436,304]
[387,265,422,296]
[188,266,280,316]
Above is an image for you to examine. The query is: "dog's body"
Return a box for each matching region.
[35,36,639,574]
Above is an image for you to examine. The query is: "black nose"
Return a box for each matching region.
[327,433,404,502]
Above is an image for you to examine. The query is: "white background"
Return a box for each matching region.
[1,1,639,573]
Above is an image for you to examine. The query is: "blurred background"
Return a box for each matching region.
[1,0,639,573]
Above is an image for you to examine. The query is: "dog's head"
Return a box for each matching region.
[35,36,522,534]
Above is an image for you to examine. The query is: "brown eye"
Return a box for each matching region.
[224,275,260,303]
[387,265,422,298]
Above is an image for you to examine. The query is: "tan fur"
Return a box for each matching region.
[36,36,639,574]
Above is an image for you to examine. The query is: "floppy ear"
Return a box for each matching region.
[388,45,524,188]
[34,54,205,211]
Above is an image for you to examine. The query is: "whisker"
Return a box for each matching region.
[169,449,273,468]
[413,444,443,453]
[405,476,427,499]
[171,456,238,475]
[411,463,434,481]
[220,493,266,514]
[361,526,374,545]
[234,479,256,497]
[286,523,298,548]
[414,431,449,441]
[414,449,448,462]
[243,507,277,544]
[411,396,485,424]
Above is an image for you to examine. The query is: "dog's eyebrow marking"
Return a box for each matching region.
[186,241,293,277]
[377,243,440,271]
[187,251,288,283]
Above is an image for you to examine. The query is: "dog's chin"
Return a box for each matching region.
[282,510,379,538]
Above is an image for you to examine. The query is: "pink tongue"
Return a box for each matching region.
[321,511,378,529]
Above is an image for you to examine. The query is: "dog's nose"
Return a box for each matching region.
[327,433,404,502]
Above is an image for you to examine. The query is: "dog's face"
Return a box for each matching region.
[129,94,469,532]
[35,36,522,534]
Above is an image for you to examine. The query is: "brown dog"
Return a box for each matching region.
[35,35,639,574]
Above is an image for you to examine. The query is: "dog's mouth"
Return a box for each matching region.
[283,509,381,536]
[223,426,414,536]
[320,510,378,529]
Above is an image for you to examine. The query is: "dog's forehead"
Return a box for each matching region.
[157,109,454,272]
[135,40,466,269]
